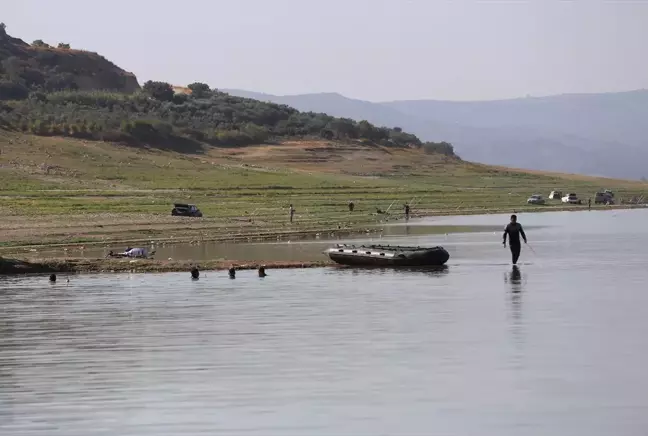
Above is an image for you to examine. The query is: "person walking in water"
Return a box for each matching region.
[588,197,592,211]
[404,203,411,221]
[503,214,527,265]
[289,204,295,223]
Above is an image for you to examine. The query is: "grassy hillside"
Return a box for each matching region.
[1,130,646,253]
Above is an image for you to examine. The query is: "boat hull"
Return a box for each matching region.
[326,245,449,267]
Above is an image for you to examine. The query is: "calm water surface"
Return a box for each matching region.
[1,209,648,435]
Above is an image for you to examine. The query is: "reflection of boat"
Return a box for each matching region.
[325,244,450,267]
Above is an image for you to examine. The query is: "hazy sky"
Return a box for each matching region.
[3,0,647,101]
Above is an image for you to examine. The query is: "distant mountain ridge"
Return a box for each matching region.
[223,88,648,179]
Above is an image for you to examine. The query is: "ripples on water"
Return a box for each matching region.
[1,210,648,435]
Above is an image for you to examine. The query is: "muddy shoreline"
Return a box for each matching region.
[0,257,333,275]
[2,205,645,276]
[2,204,642,256]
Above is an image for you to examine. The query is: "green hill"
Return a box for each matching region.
[0,26,454,156]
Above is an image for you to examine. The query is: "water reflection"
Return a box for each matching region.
[505,266,524,320]
[337,265,450,277]
[507,265,523,292]
[505,266,526,357]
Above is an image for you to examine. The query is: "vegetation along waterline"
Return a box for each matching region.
[1,24,647,266]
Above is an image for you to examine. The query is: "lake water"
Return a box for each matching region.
[2,209,648,436]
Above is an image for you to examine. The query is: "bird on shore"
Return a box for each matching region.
[191,267,200,280]
[258,266,267,278]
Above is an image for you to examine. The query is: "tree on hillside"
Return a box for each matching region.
[187,82,211,99]
[32,39,51,48]
[172,93,188,104]
[57,42,71,49]
[44,72,77,91]
[423,141,455,156]
[327,118,356,139]
[0,80,29,100]
[0,23,6,33]
[1,57,21,80]
[142,80,174,102]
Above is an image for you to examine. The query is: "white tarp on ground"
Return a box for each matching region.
[123,248,148,258]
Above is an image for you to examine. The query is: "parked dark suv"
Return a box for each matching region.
[594,192,614,205]
[171,203,203,217]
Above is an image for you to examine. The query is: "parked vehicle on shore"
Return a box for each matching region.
[594,192,614,204]
[171,203,203,217]
[527,194,546,205]
[549,190,563,200]
[561,193,582,204]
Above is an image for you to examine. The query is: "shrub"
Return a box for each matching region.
[0,80,29,100]
[32,39,51,48]
[142,81,174,102]
[172,93,188,104]
[423,141,456,156]
[187,82,211,99]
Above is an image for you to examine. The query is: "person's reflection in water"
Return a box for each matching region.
[405,224,411,236]
[508,265,522,292]
[504,265,526,364]
[505,266,523,320]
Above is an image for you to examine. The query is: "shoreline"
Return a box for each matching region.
[1,203,643,256]
[2,205,645,276]
[0,257,332,275]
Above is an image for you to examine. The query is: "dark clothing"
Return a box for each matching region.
[503,222,527,265]
[510,244,521,265]
[503,222,527,245]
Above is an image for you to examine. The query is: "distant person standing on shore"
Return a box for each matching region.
[404,203,411,221]
[289,204,295,223]
[348,201,355,212]
[503,214,527,265]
